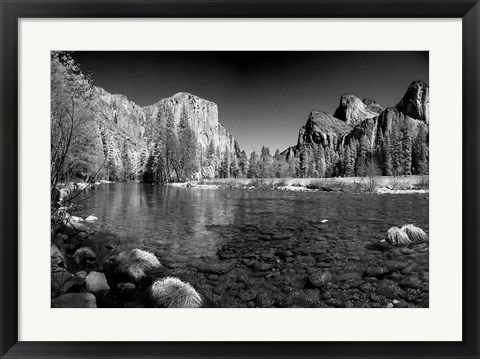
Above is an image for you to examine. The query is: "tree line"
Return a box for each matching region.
[51,51,429,190]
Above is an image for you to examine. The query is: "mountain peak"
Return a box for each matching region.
[395,80,429,123]
[333,93,380,125]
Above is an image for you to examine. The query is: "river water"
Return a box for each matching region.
[78,183,429,308]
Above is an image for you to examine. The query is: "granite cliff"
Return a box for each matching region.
[282,81,429,176]
[91,87,238,181]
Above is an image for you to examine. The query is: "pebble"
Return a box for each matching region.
[307,270,332,288]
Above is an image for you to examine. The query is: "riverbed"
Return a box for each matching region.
[77,183,429,308]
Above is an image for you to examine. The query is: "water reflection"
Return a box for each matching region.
[79,184,428,262]
[78,183,429,308]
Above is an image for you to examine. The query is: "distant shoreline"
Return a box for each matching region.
[59,175,429,196]
[167,175,429,195]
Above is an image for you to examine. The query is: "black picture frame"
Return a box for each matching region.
[1,1,479,358]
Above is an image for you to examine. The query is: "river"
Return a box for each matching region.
[77,183,429,308]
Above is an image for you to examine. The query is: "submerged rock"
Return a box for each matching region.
[193,260,236,275]
[256,292,276,307]
[52,293,97,308]
[307,270,332,288]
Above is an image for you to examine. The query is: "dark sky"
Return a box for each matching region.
[73,51,428,153]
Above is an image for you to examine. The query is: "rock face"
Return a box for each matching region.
[94,87,146,139]
[90,88,238,181]
[143,92,237,155]
[395,80,429,124]
[299,111,352,149]
[283,81,429,177]
[333,94,381,125]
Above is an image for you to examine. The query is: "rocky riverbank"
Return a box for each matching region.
[51,184,210,308]
[51,211,210,308]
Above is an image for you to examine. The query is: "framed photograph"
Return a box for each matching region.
[1,0,479,358]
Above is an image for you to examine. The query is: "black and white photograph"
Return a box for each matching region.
[50,51,429,309]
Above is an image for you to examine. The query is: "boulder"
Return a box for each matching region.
[51,267,74,293]
[85,215,98,222]
[148,277,202,308]
[67,215,83,223]
[401,224,428,243]
[73,247,97,264]
[60,276,85,293]
[116,249,162,281]
[51,293,97,308]
[72,222,90,233]
[63,244,77,251]
[76,271,88,278]
[385,227,411,245]
[86,271,110,294]
[75,232,87,240]
[51,244,64,265]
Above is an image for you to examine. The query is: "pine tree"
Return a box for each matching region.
[220,148,231,178]
[152,110,167,182]
[382,130,393,176]
[344,141,357,177]
[400,121,413,175]
[207,139,216,160]
[273,149,284,178]
[230,153,240,178]
[238,150,249,178]
[248,151,259,178]
[390,125,402,176]
[290,156,300,178]
[259,146,273,179]
[355,137,369,177]
[138,148,148,180]
[336,145,345,177]
[413,124,429,174]
[177,107,198,181]
[375,131,385,175]
[299,145,310,178]
[142,144,156,183]
[164,108,180,181]
[122,139,132,180]
[314,145,326,178]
